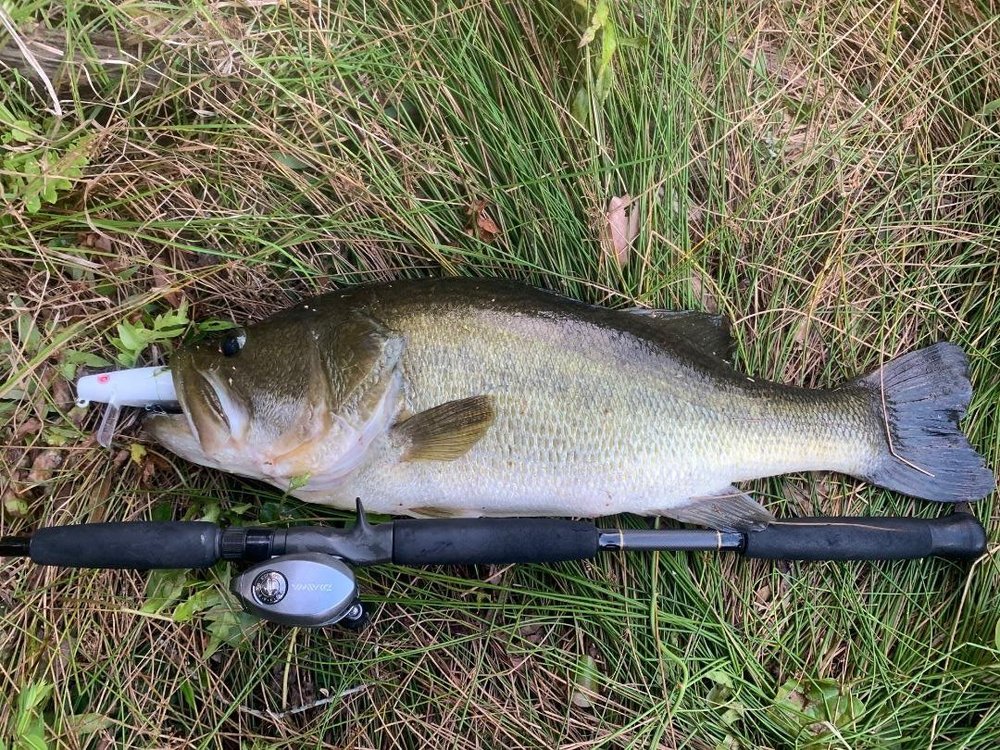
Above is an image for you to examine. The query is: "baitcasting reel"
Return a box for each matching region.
[233,553,368,629]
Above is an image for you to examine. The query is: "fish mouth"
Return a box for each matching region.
[158,363,249,455]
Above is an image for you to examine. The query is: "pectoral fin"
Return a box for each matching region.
[396,395,495,461]
[664,486,773,531]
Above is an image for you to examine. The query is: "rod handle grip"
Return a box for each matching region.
[392,518,600,566]
[29,522,221,569]
[742,512,987,561]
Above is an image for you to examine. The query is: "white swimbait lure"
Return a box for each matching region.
[76,367,178,447]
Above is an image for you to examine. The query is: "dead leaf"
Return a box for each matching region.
[77,231,113,253]
[518,623,546,645]
[601,194,639,267]
[755,584,772,607]
[570,654,600,709]
[3,489,29,516]
[87,475,113,512]
[140,453,169,486]
[792,316,826,360]
[466,199,500,243]
[484,564,511,584]
[28,449,63,483]
[689,266,719,313]
[14,418,43,441]
[506,653,531,671]
[152,266,182,307]
[52,378,74,408]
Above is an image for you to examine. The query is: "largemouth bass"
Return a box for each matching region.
[145,278,995,529]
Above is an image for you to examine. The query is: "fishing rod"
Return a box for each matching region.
[0,501,986,630]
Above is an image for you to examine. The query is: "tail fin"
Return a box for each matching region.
[857,342,995,502]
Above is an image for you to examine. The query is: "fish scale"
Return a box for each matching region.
[304,305,871,517]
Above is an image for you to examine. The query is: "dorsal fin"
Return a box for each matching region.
[625,308,734,362]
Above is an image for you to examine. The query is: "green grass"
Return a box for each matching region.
[2,0,999,747]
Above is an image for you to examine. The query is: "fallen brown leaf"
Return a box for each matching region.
[518,623,546,645]
[14,418,43,441]
[52,378,74,408]
[27,449,63,483]
[601,194,639,267]
[77,231,113,253]
[484,562,515,584]
[689,266,719,313]
[152,265,183,307]
[140,452,170,486]
[466,199,500,243]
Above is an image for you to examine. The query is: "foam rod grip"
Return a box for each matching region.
[392,518,600,566]
[30,522,222,569]
[742,513,987,561]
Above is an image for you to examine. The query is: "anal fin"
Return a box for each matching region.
[665,486,773,531]
[395,395,495,461]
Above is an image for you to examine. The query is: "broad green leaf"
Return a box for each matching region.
[173,587,224,623]
[16,312,42,353]
[63,713,114,735]
[142,569,188,614]
[578,2,609,48]
[62,349,113,368]
[570,654,601,708]
[17,727,49,750]
[572,87,590,125]
[9,119,36,142]
[116,322,142,352]
[197,319,238,333]
[204,607,256,658]
[129,442,147,464]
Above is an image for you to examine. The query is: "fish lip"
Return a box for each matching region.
[142,411,222,471]
[202,369,251,439]
[171,362,199,442]
[198,371,232,432]
[172,361,235,450]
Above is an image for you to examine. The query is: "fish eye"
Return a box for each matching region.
[219,330,246,357]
